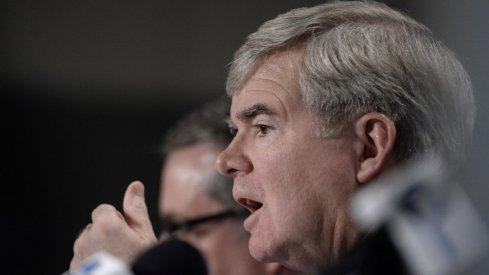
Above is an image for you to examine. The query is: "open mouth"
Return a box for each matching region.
[238,198,263,213]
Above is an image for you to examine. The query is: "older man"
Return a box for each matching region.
[215,0,474,273]
[70,97,299,275]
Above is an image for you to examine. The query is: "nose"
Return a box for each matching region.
[215,139,252,178]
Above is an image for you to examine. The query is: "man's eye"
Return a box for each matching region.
[255,124,272,137]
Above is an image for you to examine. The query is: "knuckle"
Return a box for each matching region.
[92,204,116,216]
[72,235,87,257]
[93,217,122,234]
[73,237,82,252]
[91,204,124,223]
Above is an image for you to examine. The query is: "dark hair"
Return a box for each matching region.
[162,96,232,154]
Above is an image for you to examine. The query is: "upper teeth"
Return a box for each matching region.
[246,199,259,206]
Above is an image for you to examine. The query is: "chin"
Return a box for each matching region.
[248,235,277,263]
[250,235,296,270]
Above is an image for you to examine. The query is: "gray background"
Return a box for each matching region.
[1,0,487,274]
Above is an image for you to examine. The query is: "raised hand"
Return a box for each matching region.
[70,181,158,271]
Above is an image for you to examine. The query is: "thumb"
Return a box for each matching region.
[123,181,155,236]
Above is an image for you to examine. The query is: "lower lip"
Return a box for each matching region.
[243,208,261,232]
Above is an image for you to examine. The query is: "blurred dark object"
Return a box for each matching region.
[346,156,489,275]
[132,239,207,275]
[321,226,407,275]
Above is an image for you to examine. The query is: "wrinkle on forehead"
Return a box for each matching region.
[231,49,305,122]
[250,50,302,96]
[262,50,300,78]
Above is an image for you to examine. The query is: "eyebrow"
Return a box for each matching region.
[237,103,275,121]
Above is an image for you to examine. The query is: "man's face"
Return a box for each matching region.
[159,142,278,275]
[216,50,361,271]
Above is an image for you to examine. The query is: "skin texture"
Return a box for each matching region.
[215,49,396,272]
[160,142,296,275]
[70,181,158,270]
[70,141,302,274]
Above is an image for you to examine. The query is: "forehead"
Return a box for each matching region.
[230,50,304,119]
[163,143,219,187]
[160,143,224,219]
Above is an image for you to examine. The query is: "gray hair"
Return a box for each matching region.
[161,96,244,214]
[227,0,475,165]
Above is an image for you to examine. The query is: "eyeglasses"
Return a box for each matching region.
[160,209,248,237]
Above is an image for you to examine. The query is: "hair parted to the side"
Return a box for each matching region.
[161,96,243,214]
[227,0,475,165]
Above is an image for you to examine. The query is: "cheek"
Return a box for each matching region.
[264,143,357,223]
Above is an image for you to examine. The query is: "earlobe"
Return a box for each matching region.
[354,113,396,184]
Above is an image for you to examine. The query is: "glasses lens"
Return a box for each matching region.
[160,209,245,237]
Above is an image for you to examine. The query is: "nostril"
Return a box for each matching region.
[226,168,239,177]
[215,160,235,178]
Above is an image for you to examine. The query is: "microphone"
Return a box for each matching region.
[66,239,207,275]
[132,238,208,275]
[64,252,133,275]
[322,155,489,275]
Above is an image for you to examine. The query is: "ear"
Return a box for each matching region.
[353,112,396,184]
